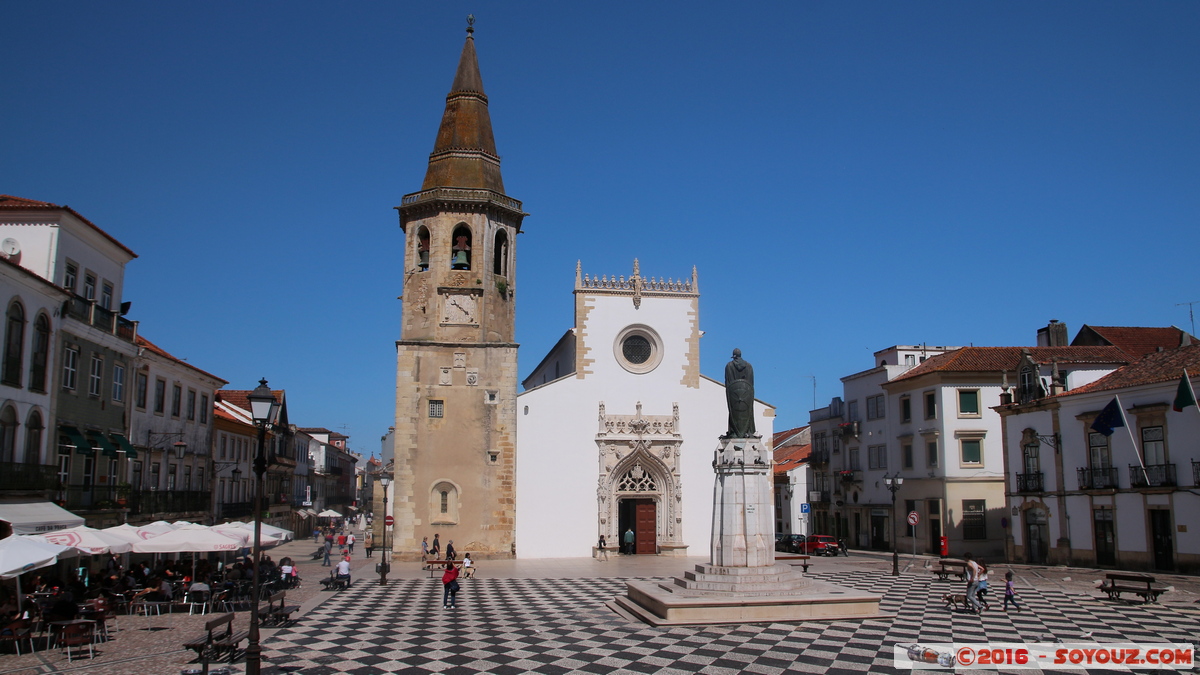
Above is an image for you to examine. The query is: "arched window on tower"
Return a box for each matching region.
[416,226,430,272]
[2,301,26,387]
[493,230,509,277]
[29,314,50,393]
[450,225,472,270]
[430,480,460,524]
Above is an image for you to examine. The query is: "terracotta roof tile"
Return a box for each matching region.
[774,443,811,474]
[1059,343,1200,397]
[889,346,1128,383]
[216,388,285,412]
[0,194,137,258]
[1072,325,1190,360]
[772,425,809,448]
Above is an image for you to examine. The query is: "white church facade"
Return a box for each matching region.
[516,261,775,559]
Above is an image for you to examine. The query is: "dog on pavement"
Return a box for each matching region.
[942,593,970,611]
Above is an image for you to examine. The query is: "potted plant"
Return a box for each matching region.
[115,482,132,506]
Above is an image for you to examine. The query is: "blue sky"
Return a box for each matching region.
[3,2,1198,455]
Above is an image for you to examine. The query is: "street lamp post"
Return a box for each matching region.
[884,473,904,576]
[378,473,392,585]
[245,379,279,675]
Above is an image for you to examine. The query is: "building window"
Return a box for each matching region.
[2,301,26,387]
[429,400,444,418]
[958,389,981,417]
[132,460,142,488]
[900,396,911,423]
[29,314,49,392]
[962,500,987,540]
[200,394,209,423]
[440,490,449,513]
[866,394,885,420]
[171,385,182,417]
[187,390,196,421]
[493,229,509,276]
[62,346,79,390]
[847,400,859,422]
[613,324,664,374]
[84,274,96,301]
[902,443,913,469]
[924,391,937,419]
[167,464,176,490]
[927,440,938,467]
[0,406,17,463]
[868,444,887,470]
[1141,426,1165,465]
[135,372,148,409]
[1089,432,1111,468]
[848,447,861,470]
[961,439,982,465]
[430,481,459,524]
[64,263,77,292]
[904,354,916,366]
[220,435,227,459]
[154,378,166,414]
[24,411,43,464]
[101,283,113,310]
[88,354,103,397]
[112,363,125,402]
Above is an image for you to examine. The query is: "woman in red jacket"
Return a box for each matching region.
[442,561,460,609]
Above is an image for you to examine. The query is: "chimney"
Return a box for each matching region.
[1037,319,1069,347]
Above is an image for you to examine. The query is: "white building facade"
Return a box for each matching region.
[516,261,775,558]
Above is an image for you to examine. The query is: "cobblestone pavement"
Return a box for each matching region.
[2,547,1197,674]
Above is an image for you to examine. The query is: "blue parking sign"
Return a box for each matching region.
[800,503,810,514]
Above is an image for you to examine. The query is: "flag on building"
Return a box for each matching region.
[1173,369,1197,412]
[1090,397,1126,437]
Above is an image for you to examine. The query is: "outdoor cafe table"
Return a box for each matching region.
[48,618,96,649]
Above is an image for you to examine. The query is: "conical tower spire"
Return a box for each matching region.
[421,20,505,193]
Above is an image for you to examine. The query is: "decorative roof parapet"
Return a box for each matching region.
[575,259,699,305]
[398,187,526,224]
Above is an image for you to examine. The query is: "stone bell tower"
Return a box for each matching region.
[392,20,525,558]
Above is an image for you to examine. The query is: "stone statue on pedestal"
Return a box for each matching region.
[723,348,755,438]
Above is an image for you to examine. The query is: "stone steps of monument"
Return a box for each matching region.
[681,570,803,585]
[670,576,811,594]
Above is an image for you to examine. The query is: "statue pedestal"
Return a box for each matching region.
[614,436,884,626]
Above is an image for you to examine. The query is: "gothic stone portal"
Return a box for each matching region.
[596,402,686,556]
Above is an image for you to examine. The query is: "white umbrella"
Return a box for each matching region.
[210,524,281,548]
[0,537,81,612]
[226,521,293,543]
[318,509,342,518]
[101,523,154,545]
[30,526,133,555]
[131,525,243,553]
[137,521,179,537]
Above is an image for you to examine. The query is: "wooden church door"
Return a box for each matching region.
[635,500,657,554]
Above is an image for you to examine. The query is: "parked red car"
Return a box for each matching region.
[800,534,839,556]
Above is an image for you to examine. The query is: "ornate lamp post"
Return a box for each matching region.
[245,379,279,675]
[378,473,392,585]
[884,473,904,576]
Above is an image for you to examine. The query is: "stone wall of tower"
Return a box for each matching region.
[392,342,517,558]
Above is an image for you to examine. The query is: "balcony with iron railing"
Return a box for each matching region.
[809,450,829,465]
[1077,466,1119,490]
[1015,472,1044,493]
[809,490,831,504]
[0,463,59,491]
[62,296,137,342]
[1129,463,1176,488]
[837,469,861,483]
[220,502,253,519]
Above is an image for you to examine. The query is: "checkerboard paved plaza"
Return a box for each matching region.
[258,566,1200,674]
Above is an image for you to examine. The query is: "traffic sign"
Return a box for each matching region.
[799,503,810,514]
[384,515,394,527]
[907,511,920,526]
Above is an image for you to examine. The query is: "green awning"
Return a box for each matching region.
[58,426,93,456]
[111,434,137,458]
[87,431,120,458]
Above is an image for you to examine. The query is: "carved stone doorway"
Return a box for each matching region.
[618,498,657,554]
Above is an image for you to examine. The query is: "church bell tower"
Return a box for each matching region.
[392,20,525,558]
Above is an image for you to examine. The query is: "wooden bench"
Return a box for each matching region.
[1099,573,1169,604]
[786,555,812,573]
[319,571,351,591]
[932,560,968,581]
[259,591,300,626]
[422,560,453,578]
[182,612,248,663]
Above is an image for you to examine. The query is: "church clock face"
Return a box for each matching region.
[442,293,478,325]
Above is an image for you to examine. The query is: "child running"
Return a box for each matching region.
[1003,571,1022,612]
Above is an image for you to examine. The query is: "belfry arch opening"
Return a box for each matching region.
[451,225,472,270]
[493,230,509,277]
[415,226,430,271]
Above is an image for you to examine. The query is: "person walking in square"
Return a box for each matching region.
[364,531,374,558]
[964,553,983,614]
[442,561,460,609]
[322,536,333,566]
[445,540,456,561]
[431,533,441,559]
[623,528,635,555]
[1003,571,1022,612]
[421,536,429,563]
[347,532,356,555]
[597,534,609,561]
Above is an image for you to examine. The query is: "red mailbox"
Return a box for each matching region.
[939,536,949,558]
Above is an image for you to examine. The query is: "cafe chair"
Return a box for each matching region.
[58,622,95,662]
[0,618,34,655]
